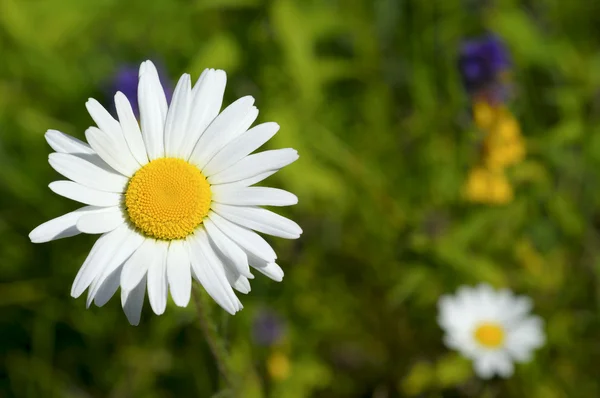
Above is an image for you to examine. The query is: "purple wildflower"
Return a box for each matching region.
[252,309,285,346]
[458,34,511,100]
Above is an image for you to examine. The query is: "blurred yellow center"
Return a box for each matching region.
[125,158,211,240]
[474,322,505,349]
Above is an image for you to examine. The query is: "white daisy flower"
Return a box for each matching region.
[437,283,545,379]
[30,60,301,325]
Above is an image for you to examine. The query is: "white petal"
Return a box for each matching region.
[85,98,122,140]
[167,239,192,307]
[208,148,298,185]
[189,96,256,168]
[140,61,168,119]
[138,67,166,160]
[181,69,227,159]
[85,127,139,177]
[114,91,148,165]
[494,354,515,378]
[147,240,169,315]
[207,211,277,262]
[164,74,192,157]
[93,265,121,307]
[188,230,242,315]
[211,170,277,190]
[473,354,497,379]
[248,255,284,282]
[203,122,279,176]
[455,285,477,311]
[120,238,154,291]
[49,181,122,207]
[506,316,545,360]
[475,283,496,309]
[76,206,125,234]
[442,334,463,351]
[204,218,251,277]
[139,60,148,75]
[73,154,116,172]
[71,224,131,298]
[233,278,251,294]
[121,275,146,326]
[507,347,532,363]
[213,187,298,207]
[29,206,103,243]
[45,129,94,154]
[224,265,251,294]
[212,203,302,239]
[505,295,533,323]
[45,129,110,173]
[49,153,128,193]
[437,295,464,331]
[84,226,145,306]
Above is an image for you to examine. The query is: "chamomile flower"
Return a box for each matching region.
[437,284,545,379]
[30,60,301,325]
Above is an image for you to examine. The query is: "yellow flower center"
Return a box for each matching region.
[473,322,505,349]
[125,158,211,240]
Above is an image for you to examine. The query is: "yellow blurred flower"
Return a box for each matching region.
[488,174,513,204]
[465,105,524,205]
[483,109,526,170]
[473,100,497,130]
[484,140,525,170]
[494,108,520,139]
[463,167,513,205]
[463,167,489,202]
[267,351,290,381]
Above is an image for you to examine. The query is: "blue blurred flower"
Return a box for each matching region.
[109,62,173,117]
[252,309,285,346]
[458,34,511,101]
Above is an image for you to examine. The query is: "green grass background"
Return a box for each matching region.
[1,0,600,396]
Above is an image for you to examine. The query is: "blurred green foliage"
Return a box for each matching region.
[1,0,600,397]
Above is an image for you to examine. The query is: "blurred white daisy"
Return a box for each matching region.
[437,283,545,379]
[30,61,301,325]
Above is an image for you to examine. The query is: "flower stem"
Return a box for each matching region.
[192,286,235,393]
